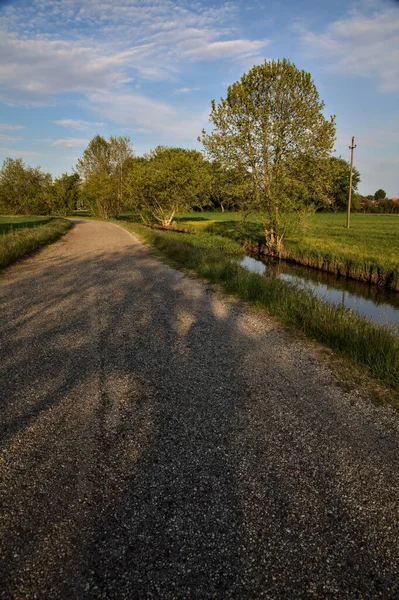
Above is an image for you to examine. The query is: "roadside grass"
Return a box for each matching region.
[0,216,52,234]
[0,218,73,270]
[119,221,399,394]
[177,212,399,290]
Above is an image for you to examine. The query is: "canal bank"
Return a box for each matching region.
[240,254,399,333]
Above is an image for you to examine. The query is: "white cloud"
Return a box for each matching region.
[54,119,104,131]
[0,35,130,104]
[0,123,25,130]
[0,133,22,141]
[174,87,200,94]
[0,0,270,106]
[299,4,399,92]
[0,0,271,144]
[50,138,89,148]
[0,147,43,158]
[88,90,207,140]
[179,38,269,60]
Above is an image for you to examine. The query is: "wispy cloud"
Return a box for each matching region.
[88,90,207,140]
[0,0,270,106]
[174,87,200,94]
[54,119,104,131]
[50,138,89,148]
[299,3,399,92]
[0,35,130,105]
[0,147,43,158]
[0,133,22,141]
[0,123,25,130]
[179,38,269,60]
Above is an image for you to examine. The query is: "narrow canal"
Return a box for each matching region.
[240,255,399,333]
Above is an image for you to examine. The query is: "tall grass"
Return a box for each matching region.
[122,221,399,392]
[0,218,73,270]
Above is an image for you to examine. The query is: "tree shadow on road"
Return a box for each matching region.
[1,223,398,598]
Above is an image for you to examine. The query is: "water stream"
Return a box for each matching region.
[240,255,399,333]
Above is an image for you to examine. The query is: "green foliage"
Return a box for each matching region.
[0,158,52,215]
[77,135,133,218]
[200,58,336,253]
[374,189,387,200]
[208,161,256,215]
[0,218,72,269]
[51,173,80,215]
[328,156,361,211]
[125,146,211,227]
[0,158,83,216]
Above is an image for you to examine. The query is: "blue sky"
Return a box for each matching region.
[0,0,398,196]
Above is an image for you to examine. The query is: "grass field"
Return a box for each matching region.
[176,212,399,290]
[0,217,73,270]
[117,220,399,395]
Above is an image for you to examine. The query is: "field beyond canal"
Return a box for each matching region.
[176,212,399,291]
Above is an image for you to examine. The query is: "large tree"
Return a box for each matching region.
[125,147,211,227]
[200,58,336,254]
[76,135,133,218]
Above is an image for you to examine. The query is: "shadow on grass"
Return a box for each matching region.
[200,220,264,244]
[0,219,398,599]
[174,216,209,223]
[0,217,53,234]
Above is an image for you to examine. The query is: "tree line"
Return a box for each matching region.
[1,59,394,250]
[0,158,80,216]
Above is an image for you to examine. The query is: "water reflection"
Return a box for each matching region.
[240,255,399,332]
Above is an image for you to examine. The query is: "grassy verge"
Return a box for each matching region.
[0,218,73,270]
[119,221,399,393]
[0,215,53,234]
[177,212,399,291]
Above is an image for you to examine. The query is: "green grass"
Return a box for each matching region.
[118,220,399,394]
[176,212,399,290]
[0,216,53,234]
[0,217,73,270]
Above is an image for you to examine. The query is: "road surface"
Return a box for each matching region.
[1,219,398,599]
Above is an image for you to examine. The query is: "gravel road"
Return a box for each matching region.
[0,219,398,599]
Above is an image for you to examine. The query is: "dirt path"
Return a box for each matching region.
[1,219,398,599]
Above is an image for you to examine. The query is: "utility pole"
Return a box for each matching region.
[346,136,357,229]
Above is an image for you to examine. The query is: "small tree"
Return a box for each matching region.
[374,189,386,201]
[200,59,336,255]
[76,135,133,218]
[125,147,211,227]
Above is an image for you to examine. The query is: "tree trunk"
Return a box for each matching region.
[264,227,283,258]
[162,210,175,228]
